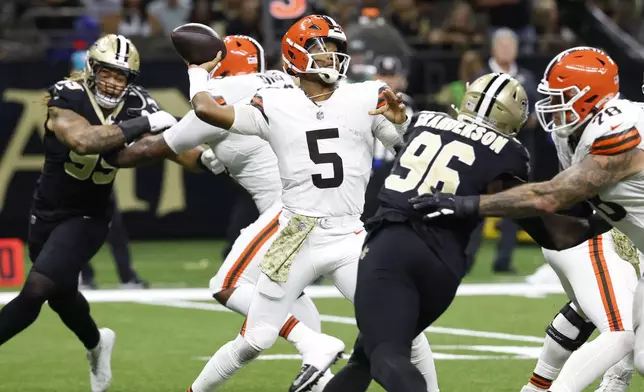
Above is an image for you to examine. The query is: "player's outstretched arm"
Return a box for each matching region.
[47,107,177,155]
[477,149,644,217]
[104,134,175,167]
[412,148,644,220]
[103,134,207,173]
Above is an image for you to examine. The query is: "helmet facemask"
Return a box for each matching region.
[287,37,350,84]
[85,59,137,109]
[535,81,591,138]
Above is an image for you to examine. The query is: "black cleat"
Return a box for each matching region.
[289,352,343,392]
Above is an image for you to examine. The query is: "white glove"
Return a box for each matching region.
[199,148,226,175]
[146,111,178,133]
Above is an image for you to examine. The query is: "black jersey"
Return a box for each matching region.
[371,111,530,276]
[32,80,160,221]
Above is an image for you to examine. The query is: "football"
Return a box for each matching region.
[170,23,227,65]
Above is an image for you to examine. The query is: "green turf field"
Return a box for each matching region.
[1,240,640,391]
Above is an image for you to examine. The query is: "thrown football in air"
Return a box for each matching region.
[170,23,227,65]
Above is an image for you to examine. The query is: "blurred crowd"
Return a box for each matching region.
[0,0,588,60]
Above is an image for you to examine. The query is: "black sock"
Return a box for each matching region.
[0,271,55,346]
[370,343,427,392]
[49,291,100,350]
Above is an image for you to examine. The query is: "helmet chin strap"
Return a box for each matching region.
[95,90,123,109]
[318,68,340,84]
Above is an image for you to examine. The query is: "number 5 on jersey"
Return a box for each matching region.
[306,128,344,189]
[386,132,475,194]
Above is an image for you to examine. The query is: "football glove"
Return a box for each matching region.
[198,148,226,175]
[146,111,178,133]
[409,187,480,219]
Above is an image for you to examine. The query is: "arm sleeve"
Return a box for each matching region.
[230,95,270,138]
[162,110,225,154]
[372,115,404,153]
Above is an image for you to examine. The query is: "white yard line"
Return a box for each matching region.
[0,282,565,305]
[138,298,545,344]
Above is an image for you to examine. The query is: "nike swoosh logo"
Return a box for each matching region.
[610,123,623,131]
[354,229,364,235]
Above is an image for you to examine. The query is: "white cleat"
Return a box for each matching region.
[289,334,345,392]
[595,374,633,392]
[87,328,116,392]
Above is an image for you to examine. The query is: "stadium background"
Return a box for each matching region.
[2,1,644,391]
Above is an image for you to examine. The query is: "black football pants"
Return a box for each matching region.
[327,222,460,392]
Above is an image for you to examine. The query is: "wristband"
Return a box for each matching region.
[188,67,210,101]
[118,116,151,143]
[457,195,480,216]
[393,114,411,134]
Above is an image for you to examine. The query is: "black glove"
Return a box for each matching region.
[409,187,480,219]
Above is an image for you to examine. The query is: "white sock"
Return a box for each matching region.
[550,331,634,392]
[411,334,439,392]
[282,317,319,350]
[191,335,260,392]
[224,286,321,356]
[290,294,322,333]
[528,311,580,390]
[224,284,255,315]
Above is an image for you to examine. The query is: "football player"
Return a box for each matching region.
[412,47,644,386]
[327,72,625,392]
[106,35,342,388]
[185,15,440,392]
[0,34,200,392]
[520,228,637,392]
[327,74,534,391]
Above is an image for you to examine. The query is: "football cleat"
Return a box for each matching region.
[289,334,344,392]
[87,328,116,392]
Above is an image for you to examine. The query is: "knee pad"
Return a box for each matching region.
[546,302,596,351]
[21,271,57,302]
[231,335,262,363]
[242,322,279,351]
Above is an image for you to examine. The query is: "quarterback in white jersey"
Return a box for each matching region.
[413,46,644,386]
[106,35,347,380]
[186,15,440,392]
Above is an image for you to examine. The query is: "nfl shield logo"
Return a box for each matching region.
[317,111,324,120]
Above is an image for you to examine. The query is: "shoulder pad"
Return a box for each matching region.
[264,69,293,80]
[47,80,86,109]
[586,99,642,156]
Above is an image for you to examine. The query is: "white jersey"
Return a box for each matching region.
[553,97,644,251]
[229,80,406,217]
[163,70,296,213]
